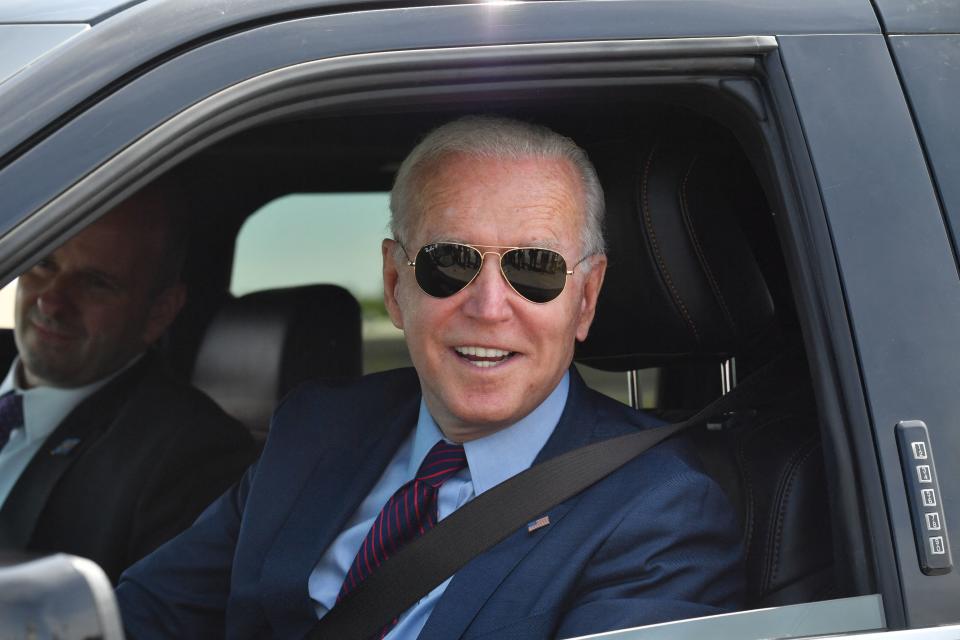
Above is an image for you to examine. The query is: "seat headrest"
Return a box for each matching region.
[577,127,776,371]
[191,284,362,438]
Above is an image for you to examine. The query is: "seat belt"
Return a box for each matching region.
[309,351,800,640]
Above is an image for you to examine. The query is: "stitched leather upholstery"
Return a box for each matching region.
[191,284,361,440]
[691,368,834,606]
[576,120,833,607]
[577,128,775,369]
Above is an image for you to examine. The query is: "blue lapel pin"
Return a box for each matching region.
[50,438,81,456]
[527,515,550,533]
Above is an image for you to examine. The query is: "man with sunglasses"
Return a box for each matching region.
[117,116,743,638]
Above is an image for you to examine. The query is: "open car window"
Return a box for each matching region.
[0,31,871,638]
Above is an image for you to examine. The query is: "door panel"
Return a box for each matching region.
[779,33,960,626]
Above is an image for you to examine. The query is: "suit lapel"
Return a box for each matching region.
[258,371,422,637]
[0,358,147,548]
[419,369,602,640]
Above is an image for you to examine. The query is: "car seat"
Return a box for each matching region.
[576,120,834,607]
[190,284,362,441]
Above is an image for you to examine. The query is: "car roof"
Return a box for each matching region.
[0,0,149,24]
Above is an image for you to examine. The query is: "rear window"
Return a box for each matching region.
[231,192,391,298]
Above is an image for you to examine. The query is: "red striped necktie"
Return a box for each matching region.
[337,440,468,637]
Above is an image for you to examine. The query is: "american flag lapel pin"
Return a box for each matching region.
[50,438,81,456]
[527,515,550,533]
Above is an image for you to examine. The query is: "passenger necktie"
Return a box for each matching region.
[0,392,24,451]
[337,440,468,637]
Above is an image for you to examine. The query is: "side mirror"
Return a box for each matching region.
[0,553,124,639]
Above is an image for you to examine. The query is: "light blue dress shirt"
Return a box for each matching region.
[0,356,140,507]
[308,372,570,639]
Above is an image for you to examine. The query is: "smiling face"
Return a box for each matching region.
[14,201,186,389]
[383,153,606,441]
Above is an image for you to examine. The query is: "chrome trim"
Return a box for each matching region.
[627,370,642,409]
[720,357,738,395]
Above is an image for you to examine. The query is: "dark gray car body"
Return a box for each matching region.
[1,0,959,637]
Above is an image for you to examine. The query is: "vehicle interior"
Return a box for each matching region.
[1,82,852,621]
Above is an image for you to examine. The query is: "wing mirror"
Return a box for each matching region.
[0,553,124,639]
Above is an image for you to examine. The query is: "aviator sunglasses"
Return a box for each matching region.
[401,241,591,304]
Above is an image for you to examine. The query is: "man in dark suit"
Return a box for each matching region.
[0,183,256,582]
[117,116,743,638]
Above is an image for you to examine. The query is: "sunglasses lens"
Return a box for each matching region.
[501,248,567,303]
[415,243,482,297]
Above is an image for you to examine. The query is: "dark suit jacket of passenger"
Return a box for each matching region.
[117,367,744,639]
[0,352,257,582]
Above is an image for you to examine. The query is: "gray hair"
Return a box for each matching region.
[389,115,606,259]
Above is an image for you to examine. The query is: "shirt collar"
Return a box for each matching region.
[0,354,143,443]
[410,371,570,495]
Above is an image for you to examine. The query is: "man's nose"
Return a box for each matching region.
[35,277,73,317]
[461,253,514,321]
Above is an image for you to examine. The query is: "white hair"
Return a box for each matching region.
[389,115,606,260]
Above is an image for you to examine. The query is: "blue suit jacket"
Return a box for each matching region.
[117,367,744,639]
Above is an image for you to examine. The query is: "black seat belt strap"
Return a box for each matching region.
[309,351,799,640]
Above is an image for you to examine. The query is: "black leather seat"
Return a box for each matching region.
[576,120,834,607]
[190,284,362,441]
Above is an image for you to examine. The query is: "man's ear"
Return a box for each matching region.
[143,282,187,345]
[382,239,405,330]
[575,255,607,342]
